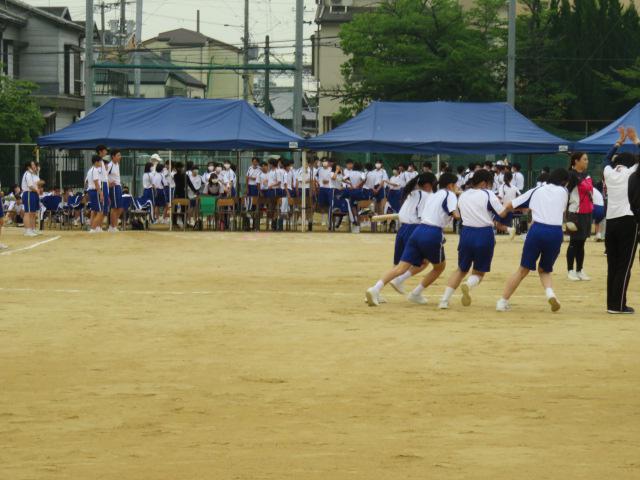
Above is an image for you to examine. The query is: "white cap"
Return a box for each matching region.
[150,153,162,162]
[496,160,505,166]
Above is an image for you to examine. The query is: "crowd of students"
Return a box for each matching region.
[364,127,640,315]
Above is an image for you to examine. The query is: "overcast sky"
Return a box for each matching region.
[28,0,317,83]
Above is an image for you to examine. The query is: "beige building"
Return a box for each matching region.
[143,28,243,100]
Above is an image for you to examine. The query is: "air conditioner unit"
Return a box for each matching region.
[331,0,353,6]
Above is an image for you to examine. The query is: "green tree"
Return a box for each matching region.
[335,0,505,118]
[0,72,44,142]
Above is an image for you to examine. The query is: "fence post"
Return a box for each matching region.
[14,144,19,186]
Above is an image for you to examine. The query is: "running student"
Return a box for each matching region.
[496,168,570,313]
[495,170,519,238]
[566,152,594,281]
[387,172,437,294]
[21,160,41,237]
[365,172,459,307]
[108,149,123,232]
[438,170,511,310]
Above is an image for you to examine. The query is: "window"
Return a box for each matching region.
[2,40,14,78]
[323,115,333,133]
[64,45,81,95]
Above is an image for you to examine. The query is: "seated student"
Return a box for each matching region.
[496,168,570,313]
[7,195,25,225]
[204,174,222,196]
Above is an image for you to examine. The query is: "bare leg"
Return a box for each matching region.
[418,261,446,289]
[446,269,468,290]
[502,266,530,300]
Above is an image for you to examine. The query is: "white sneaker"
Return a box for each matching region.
[365,288,380,307]
[0,243,8,249]
[496,298,511,312]
[389,279,406,295]
[548,296,561,312]
[378,294,387,304]
[34,230,43,236]
[108,226,119,233]
[507,227,516,240]
[460,284,472,307]
[438,300,449,309]
[88,228,98,234]
[407,292,428,305]
[577,271,591,281]
[24,230,38,237]
[567,270,580,281]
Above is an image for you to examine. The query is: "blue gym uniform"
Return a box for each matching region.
[593,205,605,224]
[394,189,432,265]
[0,200,4,218]
[110,185,123,209]
[318,187,333,208]
[22,191,39,213]
[394,223,418,264]
[458,226,495,272]
[387,189,402,213]
[512,184,568,273]
[248,184,259,197]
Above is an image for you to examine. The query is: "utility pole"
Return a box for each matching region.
[100,2,105,49]
[197,10,200,33]
[264,35,270,116]
[292,0,303,136]
[242,0,249,101]
[507,0,516,106]
[85,0,95,114]
[134,0,142,97]
[120,0,126,48]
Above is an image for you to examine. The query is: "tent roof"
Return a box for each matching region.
[38,97,303,150]
[574,103,640,153]
[304,101,570,154]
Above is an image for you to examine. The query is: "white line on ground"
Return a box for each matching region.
[0,236,61,256]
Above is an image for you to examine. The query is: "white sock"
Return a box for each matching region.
[545,288,555,299]
[394,270,412,285]
[372,280,384,294]
[466,275,481,289]
[442,286,455,302]
[412,284,425,295]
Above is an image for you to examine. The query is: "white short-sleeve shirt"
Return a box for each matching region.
[86,167,101,190]
[512,184,568,226]
[399,190,431,224]
[458,188,504,228]
[421,189,458,228]
[604,164,638,219]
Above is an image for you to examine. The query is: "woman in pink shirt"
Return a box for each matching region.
[566,152,594,281]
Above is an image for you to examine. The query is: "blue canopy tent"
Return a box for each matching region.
[304,101,570,154]
[574,103,640,153]
[38,97,302,150]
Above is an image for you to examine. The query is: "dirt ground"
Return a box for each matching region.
[1,227,639,479]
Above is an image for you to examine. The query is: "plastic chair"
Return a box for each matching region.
[41,195,62,230]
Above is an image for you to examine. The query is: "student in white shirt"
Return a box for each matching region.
[511,163,525,191]
[369,162,389,209]
[592,186,605,241]
[604,126,640,314]
[108,149,124,232]
[438,170,512,310]
[152,163,166,221]
[403,163,418,184]
[220,162,237,197]
[386,168,404,213]
[316,159,333,209]
[386,172,437,294]
[496,168,570,313]
[0,180,6,249]
[495,170,520,236]
[246,157,261,197]
[87,155,107,233]
[21,161,41,237]
[141,162,155,209]
[257,162,270,196]
[365,173,459,307]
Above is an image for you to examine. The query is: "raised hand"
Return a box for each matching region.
[617,126,627,144]
[627,126,639,144]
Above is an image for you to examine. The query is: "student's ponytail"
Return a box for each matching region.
[402,172,436,202]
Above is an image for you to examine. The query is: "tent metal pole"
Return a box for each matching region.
[301,150,307,233]
[169,150,173,232]
[436,154,441,177]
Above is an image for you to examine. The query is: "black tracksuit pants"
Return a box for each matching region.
[605,215,639,311]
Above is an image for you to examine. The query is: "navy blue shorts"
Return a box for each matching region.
[164,186,174,203]
[387,189,402,213]
[348,188,366,201]
[109,185,123,209]
[88,189,108,214]
[400,224,445,267]
[520,222,563,272]
[318,187,333,208]
[22,191,39,213]
[372,188,385,202]
[154,188,166,207]
[458,226,495,273]
[141,188,154,207]
[593,205,605,224]
[361,189,374,201]
[394,223,418,265]
[0,201,4,218]
[248,185,259,197]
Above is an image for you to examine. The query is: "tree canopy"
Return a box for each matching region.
[0,73,44,142]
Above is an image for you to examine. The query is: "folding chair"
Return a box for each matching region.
[216,197,237,231]
[172,198,190,232]
[199,196,218,230]
[40,195,62,230]
[131,198,153,230]
[62,194,83,229]
[356,199,375,231]
[121,195,133,230]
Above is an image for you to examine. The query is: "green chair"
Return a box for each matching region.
[199,196,218,230]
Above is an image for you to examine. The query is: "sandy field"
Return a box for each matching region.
[1,227,639,479]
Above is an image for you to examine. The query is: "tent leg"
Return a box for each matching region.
[169,150,173,232]
[301,150,307,233]
[436,154,441,176]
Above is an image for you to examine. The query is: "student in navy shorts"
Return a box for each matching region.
[0,182,6,249]
[497,168,570,313]
[438,170,512,309]
[365,173,459,307]
[108,149,124,232]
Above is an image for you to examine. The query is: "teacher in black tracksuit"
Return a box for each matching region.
[603,126,639,314]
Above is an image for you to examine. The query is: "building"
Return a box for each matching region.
[142,28,244,101]
[94,48,206,103]
[0,1,95,133]
[254,84,317,136]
